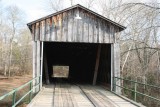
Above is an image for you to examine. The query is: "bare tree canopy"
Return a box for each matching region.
[113,3,160,10]
[0,4,32,77]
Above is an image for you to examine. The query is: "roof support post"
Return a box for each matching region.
[44,45,50,85]
[40,41,44,89]
[113,43,121,94]
[32,41,36,93]
[93,44,101,85]
[36,41,40,92]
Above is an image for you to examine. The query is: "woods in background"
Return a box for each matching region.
[0,3,32,77]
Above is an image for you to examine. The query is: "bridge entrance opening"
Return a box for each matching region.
[42,42,111,89]
[52,66,69,78]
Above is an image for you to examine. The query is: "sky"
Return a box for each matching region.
[1,0,49,23]
[1,0,160,23]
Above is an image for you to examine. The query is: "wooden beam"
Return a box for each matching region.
[32,41,36,93]
[93,44,101,85]
[36,41,40,92]
[113,43,121,94]
[44,47,50,84]
[111,44,114,91]
[40,42,44,89]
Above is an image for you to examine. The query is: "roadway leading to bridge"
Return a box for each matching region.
[27,83,138,107]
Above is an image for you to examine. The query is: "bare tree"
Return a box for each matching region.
[6,5,23,77]
[18,29,32,74]
[80,0,95,9]
[45,0,64,12]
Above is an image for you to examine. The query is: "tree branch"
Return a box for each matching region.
[121,47,160,57]
[113,3,160,10]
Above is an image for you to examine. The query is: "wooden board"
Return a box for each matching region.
[27,83,138,107]
[93,44,101,85]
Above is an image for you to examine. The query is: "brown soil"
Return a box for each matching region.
[0,75,32,96]
[0,75,32,107]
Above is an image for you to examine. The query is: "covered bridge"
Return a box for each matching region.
[27,4,125,93]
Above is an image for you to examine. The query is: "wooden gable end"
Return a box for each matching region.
[28,5,124,43]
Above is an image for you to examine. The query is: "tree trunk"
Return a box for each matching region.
[8,40,13,77]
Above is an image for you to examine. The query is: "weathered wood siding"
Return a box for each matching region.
[30,8,120,43]
[113,43,121,94]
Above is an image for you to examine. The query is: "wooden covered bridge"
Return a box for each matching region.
[0,4,147,107]
[28,4,124,91]
[26,4,142,107]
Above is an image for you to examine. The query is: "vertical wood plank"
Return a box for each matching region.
[37,22,40,41]
[35,23,39,41]
[62,12,68,41]
[60,14,63,41]
[57,14,61,41]
[80,10,83,42]
[41,20,45,41]
[91,16,94,43]
[35,23,37,41]
[81,11,85,42]
[89,14,93,43]
[115,27,120,43]
[87,13,90,42]
[46,19,50,41]
[72,9,76,42]
[47,18,50,41]
[104,23,110,43]
[99,20,103,43]
[43,19,47,41]
[93,17,97,43]
[77,10,83,42]
[112,25,115,43]
[31,24,35,41]
[68,10,72,42]
[76,10,79,42]
[40,22,42,41]
[110,24,114,43]
[51,17,54,41]
[108,23,111,43]
[113,25,115,43]
[53,16,57,41]
[49,17,52,41]
[93,44,101,85]
[102,20,105,43]
[83,12,88,42]
[97,18,99,43]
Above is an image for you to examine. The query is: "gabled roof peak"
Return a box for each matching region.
[27,4,126,31]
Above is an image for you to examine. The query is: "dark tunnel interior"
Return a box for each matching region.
[43,42,111,87]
